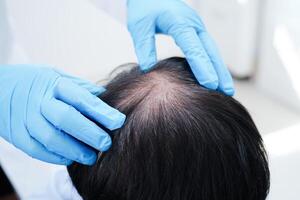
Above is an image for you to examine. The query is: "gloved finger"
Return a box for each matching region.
[41,98,112,152]
[20,136,72,165]
[72,80,106,96]
[198,31,235,96]
[27,118,97,165]
[130,29,157,71]
[53,69,105,96]
[171,27,218,89]
[54,78,126,130]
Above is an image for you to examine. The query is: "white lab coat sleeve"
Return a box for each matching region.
[25,168,82,200]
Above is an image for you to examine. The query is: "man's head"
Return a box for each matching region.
[68,57,269,200]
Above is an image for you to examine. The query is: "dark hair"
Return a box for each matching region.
[68,57,270,200]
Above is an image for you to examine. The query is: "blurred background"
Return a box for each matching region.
[0,0,299,199]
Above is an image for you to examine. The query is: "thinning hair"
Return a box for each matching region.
[68,57,270,200]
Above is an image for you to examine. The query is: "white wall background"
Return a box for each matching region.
[193,0,300,111]
[0,0,182,82]
[255,0,300,112]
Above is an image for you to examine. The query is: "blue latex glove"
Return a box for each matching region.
[0,65,125,165]
[127,0,234,96]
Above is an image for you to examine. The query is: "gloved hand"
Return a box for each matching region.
[127,0,234,96]
[0,65,125,165]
